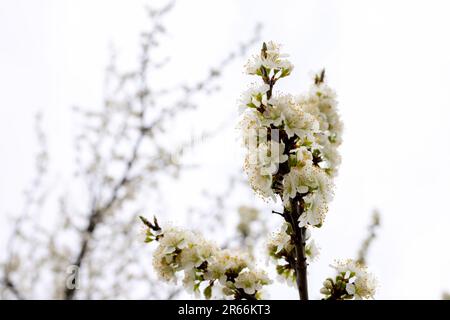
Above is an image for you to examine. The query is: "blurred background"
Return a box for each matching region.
[1,0,450,299]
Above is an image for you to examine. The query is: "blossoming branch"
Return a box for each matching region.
[239,41,375,300]
[139,216,271,300]
[140,41,376,300]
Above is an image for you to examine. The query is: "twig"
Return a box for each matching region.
[356,210,381,265]
[272,210,284,218]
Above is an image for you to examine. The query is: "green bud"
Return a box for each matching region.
[323,279,333,289]
[204,285,213,299]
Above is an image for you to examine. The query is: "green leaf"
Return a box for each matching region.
[144,237,153,243]
[204,285,213,299]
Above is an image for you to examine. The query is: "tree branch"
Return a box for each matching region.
[356,210,381,265]
[1,277,24,300]
[64,130,145,300]
[285,198,309,300]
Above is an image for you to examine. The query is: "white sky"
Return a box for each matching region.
[1,0,450,299]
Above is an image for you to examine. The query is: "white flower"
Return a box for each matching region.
[261,103,284,127]
[244,55,263,75]
[280,164,333,227]
[152,245,177,281]
[239,109,267,152]
[244,41,293,77]
[204,260,228,285]
[264,41,287,58]
[159,227,191,254]
[282,167,309,202]
[296,76,343,176]
[217,249,250,272]
[332,259,377,300]
[234,270,272,295]
[332,259,362,275]
[320,139,342,176]
[267,223,292,256]
[238,83,270,114]
[294,146,313,167]
[240,44,341,231]
[305,239,320,262]
[257,141,288,175]
[244,162,274,200]
[283,164,333,201]
[182,269,199,292]
[234,271,258,295]
[352,272,377,300]
[268,94,319,140]
[179,240,217,270]
[147,223,271,299]
[300,192,328,227]
[282,102,319,140]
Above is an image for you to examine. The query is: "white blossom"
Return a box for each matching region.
[267,223,292,256]
[244,41,293,77]
[267,223,319,283]
[240,51,338,229]
[234,270,271,295]
[244,163,275,200]
[305,239,320,262]
[297,78,343,176]
[158,226,191,254]
[277,97,320,140]
[238,83,270,114]
[242,134,290,200]
[281,164,333,227]
[328,259,377,300]
[295,146,313,167]
[239,44,348,300]
[257,141,289,175]
[300,192,328,227]
[147,224,270,299]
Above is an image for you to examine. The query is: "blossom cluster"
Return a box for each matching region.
[244,41,293,79]
[267,223,319,283]
[239,41,342,228]
[141,217,271,300]
[320,259,376,300]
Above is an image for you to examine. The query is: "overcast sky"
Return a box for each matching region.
[1,0,450,299]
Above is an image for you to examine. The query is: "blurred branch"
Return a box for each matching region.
[189,175,241,236]
[1,276,24,300]
[1,112,49,300]
[2,0,261,300]
[65,8,260,301]
[356,209,381,265]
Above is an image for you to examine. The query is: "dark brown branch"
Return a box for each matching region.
[261,95,308,299]
[285,198,309,300]
[272,210,284,218]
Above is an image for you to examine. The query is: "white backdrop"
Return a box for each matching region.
[1,0,450,299]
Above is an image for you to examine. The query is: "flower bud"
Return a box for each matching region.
[320,287,330,295]
[323,279,333,289]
